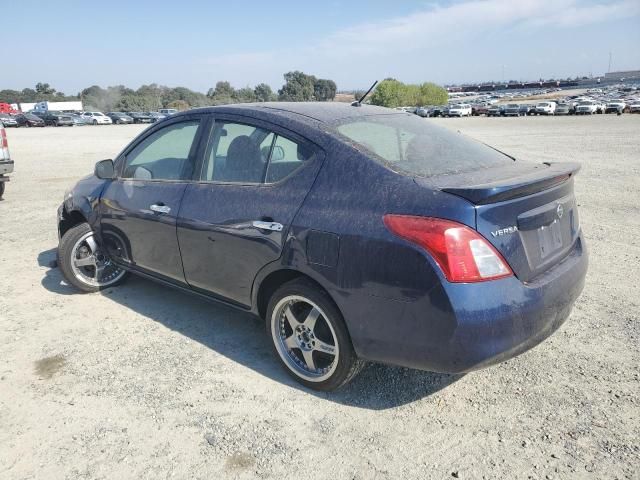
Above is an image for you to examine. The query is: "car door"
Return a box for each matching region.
[177,115,324,306]
[99,114,207,284]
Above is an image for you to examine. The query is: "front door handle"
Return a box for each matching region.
[252,220,283,232]
[150,203,171,214]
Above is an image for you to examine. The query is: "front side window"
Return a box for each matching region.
[122,120,199,180]
[201,121,311,184]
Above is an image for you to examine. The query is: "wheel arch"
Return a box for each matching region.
[254,267,337,321]
[59,208,88,238]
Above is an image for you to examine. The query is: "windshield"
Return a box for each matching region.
[25,114,41,120]
[333,113,513,177]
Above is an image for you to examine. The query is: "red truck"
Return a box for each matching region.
[0,103,19,114]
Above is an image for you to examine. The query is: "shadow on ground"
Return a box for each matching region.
[39,247,462,410]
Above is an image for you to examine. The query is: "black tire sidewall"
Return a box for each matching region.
[57,222,127,293]
[266,279,361,391]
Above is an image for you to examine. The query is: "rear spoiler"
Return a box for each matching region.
[434,162,581,205]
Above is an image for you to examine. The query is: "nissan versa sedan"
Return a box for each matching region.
[57,103,588,391]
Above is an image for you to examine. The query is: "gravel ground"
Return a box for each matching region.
[0,116,638,480]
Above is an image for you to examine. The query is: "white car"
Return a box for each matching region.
[629,100,640,113]
[82,112,113,125]
[535,102,556,115]
[447,104,472,117]
[575,101,603,115]
[605,99,626,114]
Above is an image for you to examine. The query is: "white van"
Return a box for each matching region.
[535,102,556,115]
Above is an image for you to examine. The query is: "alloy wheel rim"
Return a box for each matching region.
[69,231,126,287]
[271,295,339,382]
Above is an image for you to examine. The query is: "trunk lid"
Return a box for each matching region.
[416,162,581,282]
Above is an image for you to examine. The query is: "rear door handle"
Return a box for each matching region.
[252,220,283,232]
[150,203,171,214]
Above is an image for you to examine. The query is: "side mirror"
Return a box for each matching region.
[95,159,115,179]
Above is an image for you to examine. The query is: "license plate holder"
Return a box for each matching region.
[537,219,563,259]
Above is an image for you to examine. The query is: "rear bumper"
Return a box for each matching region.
[348,234,588,373]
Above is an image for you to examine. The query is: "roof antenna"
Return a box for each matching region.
[351,80,378,107]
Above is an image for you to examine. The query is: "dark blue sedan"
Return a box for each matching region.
[57,103,588,391]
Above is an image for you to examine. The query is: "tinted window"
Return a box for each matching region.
[122,120,199,180]
[265,135,311,183]
[334,114,513,177]
[201,121,310,184]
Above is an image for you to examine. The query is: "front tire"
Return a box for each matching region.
[57,222,128,293]
[267,279,364,391]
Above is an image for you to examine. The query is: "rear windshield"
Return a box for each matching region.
[333,113,513,177]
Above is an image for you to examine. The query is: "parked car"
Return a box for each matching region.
[107,112,134,124]
[518,104,531,116]
[68,114,88,126]
[575,101,601,115]
[447,104,472,117]
[472,104,489,116]
[535,102,556,115]
[0,122,12,198]
[15,113,45,127]
[415,107,431,117]
[503,104,522,117]
[487,105,504,117]
[0,113,18,127]
[56,103,588,390]
[82,112,113,125]
[554,103,571,115]
[39,111,75,127]
[159,108,178,116]
[146,112,167,123]
[428,106,445,117]
[605,100,626,114]
[628,100,640,113]
[126,111,154,124]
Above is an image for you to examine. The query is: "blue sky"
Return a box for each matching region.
[4,0,640,94]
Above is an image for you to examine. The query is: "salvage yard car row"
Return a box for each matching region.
[414,82,640,118]
[417,98,640,117]
[0,109,177,127]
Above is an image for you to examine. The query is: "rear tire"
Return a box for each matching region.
[266,279,364,391]
[57,222,128,293]
[0,179,5,199]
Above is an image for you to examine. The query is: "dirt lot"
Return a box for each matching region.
[1,116,638,479]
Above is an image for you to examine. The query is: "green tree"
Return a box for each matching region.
[369,79,405,107]
[369,79,448,107]
[167,99,190,111]
[234,87,256,103]
[206,81,236,105]
[254,83,274,102]
[313,79,337,101]
[417,82,448,106]
[35,82,56,95]
[278,71,316,101]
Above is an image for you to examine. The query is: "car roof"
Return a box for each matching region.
[188,102,397,124]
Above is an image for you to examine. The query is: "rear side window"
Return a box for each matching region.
[334,114,513,177]
[201,120,311,184]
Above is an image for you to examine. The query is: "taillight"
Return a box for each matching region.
[0,128,7,148]
[383,215,513,283]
